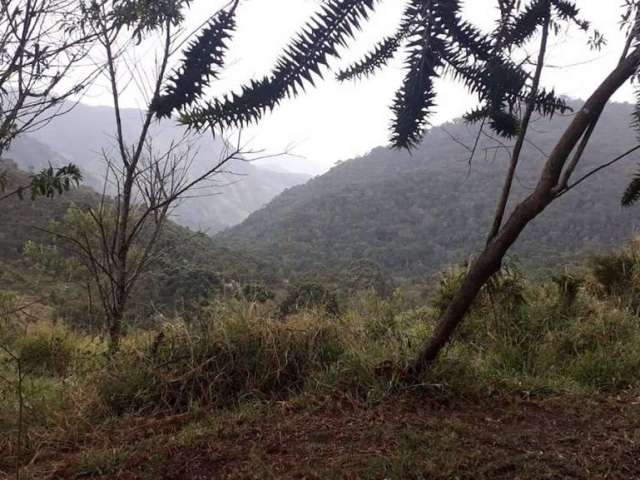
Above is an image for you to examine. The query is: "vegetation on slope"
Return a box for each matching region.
[219,101,640,280]
[0,161,280,326]
[4,236,640,477]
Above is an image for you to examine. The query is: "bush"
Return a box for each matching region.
[239,283,275,303]
[431,265,468,315]
[97,310,345,414]
[279,283,339,318]
[590,250,637,297]
[567,344,640,391]
[18,332,76,377]
[10,244,640,427]
[551,271,583,310]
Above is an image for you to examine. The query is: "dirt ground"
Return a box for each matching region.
[8,390,640,480]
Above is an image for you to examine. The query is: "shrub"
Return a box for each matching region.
[431,265,469,315]
[590,245,639,298]
[96,356,158,415]
[239,283,275,303]
[567,342,640,391]
[18,332,76,377]
[97,311,345,414]
[486,263,527,315]
[279,283,339,318]
[551,271,583,309]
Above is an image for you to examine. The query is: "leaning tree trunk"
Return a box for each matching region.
[410,47,640,374]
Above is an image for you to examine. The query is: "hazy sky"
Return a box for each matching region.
[83,1,637,175]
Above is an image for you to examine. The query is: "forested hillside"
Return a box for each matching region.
[219,101,640,279]
[6,103,309,233]
[0,161,279,316]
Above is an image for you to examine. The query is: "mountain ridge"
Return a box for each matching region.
[217,100,640,279]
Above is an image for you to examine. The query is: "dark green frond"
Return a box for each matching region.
[390,1,441,149]
[184,0,378,130]
[336,32,403,81]
[436,0,493,61]
[622,167,640,206]
[152,5,237,119]
[487,108,519,138]
[176,0,598,150]
[552,0,587,30]
[528,88,571,117]
[503,0,549,47]
[632,70,640,141]
[463,106,489,124]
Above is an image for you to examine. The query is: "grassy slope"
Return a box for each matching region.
[4,246,640,478]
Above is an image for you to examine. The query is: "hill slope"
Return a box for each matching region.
[0,161,279,306]
[7,103,309,233]
[218,101,640,279]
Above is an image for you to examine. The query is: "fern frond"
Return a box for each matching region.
[552,0,587,30]
[632,75,640,141]
[622,167,640,206]
[184,0,378,130]
[337,32,403,81]
[390,1,441,149]
[152,4,237,118]
[528,88,571,117]
[504,0,549,47]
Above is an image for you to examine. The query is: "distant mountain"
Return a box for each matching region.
[7,103,310,233]
[218,101,640,280]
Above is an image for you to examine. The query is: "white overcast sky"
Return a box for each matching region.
[82,1,637,175]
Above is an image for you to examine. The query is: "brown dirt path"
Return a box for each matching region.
[11,391,640,480]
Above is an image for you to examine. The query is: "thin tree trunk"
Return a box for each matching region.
[487,9,550,243]
[410,47,640,374]
[108,307,124,352]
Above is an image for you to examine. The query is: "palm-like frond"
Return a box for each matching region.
[174,0,597,150]
[183,0,378,130]
[336,32,403,81]
[152,4,237,119]
[622,167,640,206]
[390,1,440,149]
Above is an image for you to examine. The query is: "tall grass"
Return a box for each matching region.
[5,242,640,471]
[98,303,345,414]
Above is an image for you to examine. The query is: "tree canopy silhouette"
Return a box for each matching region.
[153,0,598,149]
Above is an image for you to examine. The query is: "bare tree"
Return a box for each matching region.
[48,0,249,350]
[0,0,99,154]
[0,0,99,201]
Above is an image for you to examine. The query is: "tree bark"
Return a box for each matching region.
[410,47,640,374]
[108,307,124,352]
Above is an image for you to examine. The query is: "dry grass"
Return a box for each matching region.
[4,251,640,477]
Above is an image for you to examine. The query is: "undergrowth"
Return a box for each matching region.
[4,241,640,474]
